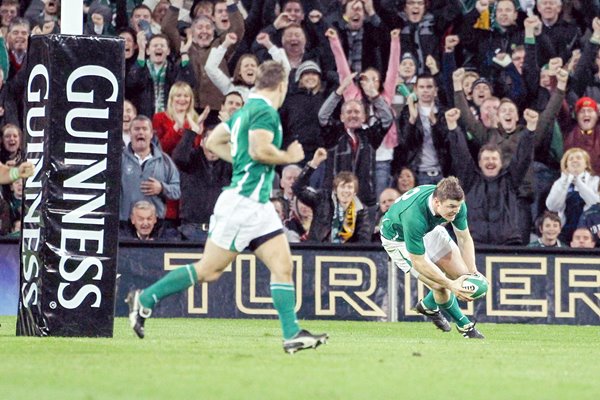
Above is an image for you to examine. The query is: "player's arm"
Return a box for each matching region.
[409,253,474,302]
[249,129,304,165]
[205,123,233,163]
[453,226,478,274]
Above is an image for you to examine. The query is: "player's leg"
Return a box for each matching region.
[127,190,242,338]
[425,227,484,338]
[253,231,328,354]
[126,239,238,338]
[381,235,452,332]
[139,239,237,309]
[253,233,300,339]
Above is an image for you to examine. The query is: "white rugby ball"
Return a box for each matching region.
[462,275,488,299]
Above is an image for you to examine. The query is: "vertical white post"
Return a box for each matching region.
[60,0,83,35]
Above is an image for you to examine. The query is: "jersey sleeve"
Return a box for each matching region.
[402,207,427,255]
[451,202,469,231]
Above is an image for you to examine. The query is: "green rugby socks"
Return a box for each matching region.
[271,282,301,339]
[422,291,439,311]
[139,264,198,309]
[438,293,471,327]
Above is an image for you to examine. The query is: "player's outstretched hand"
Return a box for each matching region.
[286,140,305,163]
[449,275,475,302]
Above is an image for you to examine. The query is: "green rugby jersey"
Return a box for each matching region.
[380,185,468,255]
[223,93,283,203]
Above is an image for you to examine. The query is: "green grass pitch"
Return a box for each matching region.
[1,316,598,400]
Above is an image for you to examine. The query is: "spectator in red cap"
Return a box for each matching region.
[560,96,600,174]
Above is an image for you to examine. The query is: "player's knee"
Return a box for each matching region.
[270,265,293,282]
[196,267,225,283]
[201,271,222,282]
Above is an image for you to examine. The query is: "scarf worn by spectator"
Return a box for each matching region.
[331,195,357,243]
[148,62,166,113]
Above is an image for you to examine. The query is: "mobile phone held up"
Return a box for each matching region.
[138,19,153,41]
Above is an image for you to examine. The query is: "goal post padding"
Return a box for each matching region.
[17,34,124,337]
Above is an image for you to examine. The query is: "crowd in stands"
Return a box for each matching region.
[1,0,600,249]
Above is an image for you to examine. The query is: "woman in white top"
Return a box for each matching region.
[205,32,291,101]
[546,147,600,243]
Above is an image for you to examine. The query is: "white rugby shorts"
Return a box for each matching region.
[381,225,457,278]
[209,189,284,252]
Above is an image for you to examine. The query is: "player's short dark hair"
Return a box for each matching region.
[255,60,287,90]
[333,171,359,194]
[433,176,464,202]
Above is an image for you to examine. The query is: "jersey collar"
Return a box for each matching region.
[248,93,273,107]
[427,194,437,217]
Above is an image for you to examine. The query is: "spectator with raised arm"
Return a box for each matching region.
[379,0,462,74]
[292,147,372,243]
[536,0,581,63]
[569,17,600,101]
[128,4,153,35]
[257,0,326,55]
[161,0,245,112]
[446,107,538,245]
[521,14,569,226]
[463,0,554,77]
[127,32,195,118]
[318,71,393,210]
[323,0,385,79]
[453,67,569,242]
[393,74,449,186]
[391,52,418,115]
[206,31,290,101]
[326,27,401,196]
[279,60,326,165]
